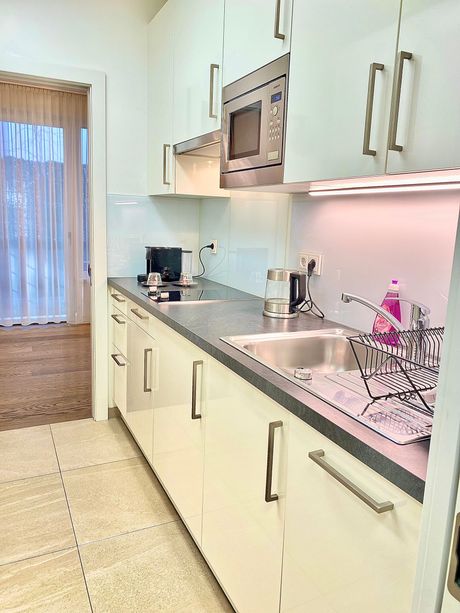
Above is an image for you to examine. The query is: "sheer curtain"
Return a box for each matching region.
[0,82,89,326]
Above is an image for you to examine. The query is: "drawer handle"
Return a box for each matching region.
[274,0,285,40]
[111,313,125,325]
[448,513,460,601]
[111,353,126,367]
[131,308,149,321]
[388,50,413,152]
[163,143,171,185]
[191,360,203,420]
[308,450,394,514]
[362,62,384,156]
[265,420,283,502]
[143,348,152,393]
[112,293,126,303]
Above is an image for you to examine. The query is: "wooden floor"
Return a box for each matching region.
[0,323,92,431]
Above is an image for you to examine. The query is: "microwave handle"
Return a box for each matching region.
[274,0,285,40]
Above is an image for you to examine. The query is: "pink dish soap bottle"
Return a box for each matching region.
[372,280,402,336]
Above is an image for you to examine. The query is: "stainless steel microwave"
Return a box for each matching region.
[220,54,289,189]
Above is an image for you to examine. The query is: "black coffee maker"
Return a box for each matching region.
[144,247,182,282]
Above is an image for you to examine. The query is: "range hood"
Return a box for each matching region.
[174,130,221,158]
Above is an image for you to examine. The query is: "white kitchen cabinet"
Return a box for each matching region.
[110,304,127,355]
[147,2,175,195]
[125,319,157,462]
[110,344,127,417]
[386,0,460,174]
[284,0,401,184]
[222,0,293,86]
[202,359,289,613]
[152,320,207,544]
[172,0,224,144]
[281,414,422,613]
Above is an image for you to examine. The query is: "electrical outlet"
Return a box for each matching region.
[299,252,323,275]
[211,239,218,254]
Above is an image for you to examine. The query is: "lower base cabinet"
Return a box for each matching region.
[201,359,289,613]
[110,344,127,416]
[280,414,422,613]
[152,322,207,544]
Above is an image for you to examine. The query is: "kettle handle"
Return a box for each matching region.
[289,272,306,310]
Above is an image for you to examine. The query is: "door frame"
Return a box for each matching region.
[0,58,108,421]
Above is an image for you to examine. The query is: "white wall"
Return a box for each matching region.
[199,192,291,297]
[287,191,460,330]
[107,194,201,277]
[0,0,165,195]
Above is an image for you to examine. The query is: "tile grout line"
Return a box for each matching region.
[49,426,95,613]
[58,452,143,474]
[0,545,77,569]
[77,517,181,549]
[0,469,61,487]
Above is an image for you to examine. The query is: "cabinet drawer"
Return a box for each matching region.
[281,414,422,613]
[110,304,127,354]
[127,302,155,336]
[110,288,129,314]
[110,344,128,417]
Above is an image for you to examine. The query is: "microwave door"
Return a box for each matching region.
[222,88,269,173]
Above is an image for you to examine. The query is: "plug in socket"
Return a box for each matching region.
[211,240,218,254]
[299,252,323,275]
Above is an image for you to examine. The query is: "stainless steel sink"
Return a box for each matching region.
[221,329,432,445]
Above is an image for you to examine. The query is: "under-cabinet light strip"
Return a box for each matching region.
[308,183,460,197]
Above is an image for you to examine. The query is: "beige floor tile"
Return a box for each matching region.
[51,417,140,471]
[80,522,233,613]
[63,457,178,544]
[0,548,91,612]
[0,425,59,483]
[0,473,75,565]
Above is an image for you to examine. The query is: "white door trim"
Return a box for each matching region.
[0,58,108,421]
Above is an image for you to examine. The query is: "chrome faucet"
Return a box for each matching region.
[341,292,431,331]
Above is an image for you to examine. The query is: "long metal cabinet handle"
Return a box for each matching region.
[308,450,394,514]
[448,513,460,601]
[265,420,283,502]
[191,360,203,419]
[362,62,384,156]
[143,348,153,393]
[112,293,126,303]
[162,143,171,185]
[111,313,125,325]
[111,353,126,367]
[130,307,148,321]
[388,50,413,152]
[274,0,285,40]
[209,64,219,119]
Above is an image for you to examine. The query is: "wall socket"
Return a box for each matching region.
[299,252,323,275]
[211,239,218,254]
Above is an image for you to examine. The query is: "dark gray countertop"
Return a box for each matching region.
[108,276,429,503]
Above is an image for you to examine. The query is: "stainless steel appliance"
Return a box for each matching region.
[263,268,306,319]
[220,54,289,189]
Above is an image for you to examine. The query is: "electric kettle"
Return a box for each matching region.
[263,268,307,319]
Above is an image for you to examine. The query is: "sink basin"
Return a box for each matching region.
[222,328,363,376]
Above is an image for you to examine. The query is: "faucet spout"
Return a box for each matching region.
[341,292,405,332]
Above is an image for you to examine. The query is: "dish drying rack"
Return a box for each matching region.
[347,327,444,414]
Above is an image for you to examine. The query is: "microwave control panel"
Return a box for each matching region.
[266,77,286,162]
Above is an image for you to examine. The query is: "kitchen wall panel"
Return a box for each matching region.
[107,194,201,277]
[199,192,291,297]
[287,191,460,330]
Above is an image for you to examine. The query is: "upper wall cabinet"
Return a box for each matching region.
[386,0,460,174]
[147,2,175,195]
[222,0,293,86]
[172,0,224,144]
[284,0,401,184]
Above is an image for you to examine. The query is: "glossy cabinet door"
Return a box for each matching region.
[280,414,422,613]
[152,320,207,544]
[110,344,127,417]
[147,2,175,195]
[171,0,224,144]
[222,0,293,86]
[202,359,289,613]
[284,0,401,184]
[125,319,156,462]
[386,0,460,174]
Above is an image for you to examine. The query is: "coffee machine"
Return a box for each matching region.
[144,247,182,282]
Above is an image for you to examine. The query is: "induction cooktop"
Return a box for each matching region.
[141,284,254,304]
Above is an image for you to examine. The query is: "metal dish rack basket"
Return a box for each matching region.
[347,327,444,413]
